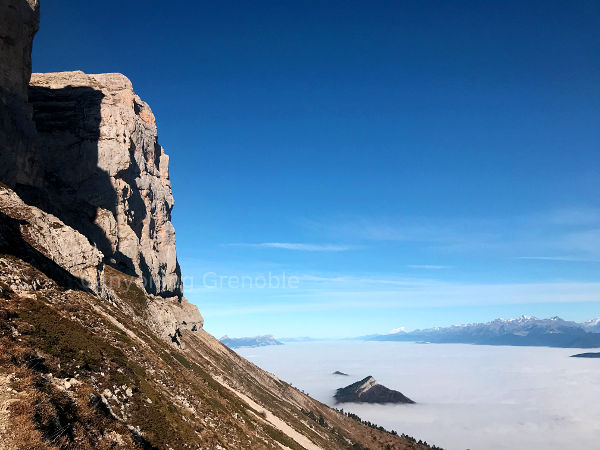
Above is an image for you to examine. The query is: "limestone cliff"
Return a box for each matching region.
[0,0,39,192]
[0,0,39,103]
[1,1,183,299]
[0,0,195,325]
[0,2,436,448]
[25,71,182,299]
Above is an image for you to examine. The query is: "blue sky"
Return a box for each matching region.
[33,1,599,338]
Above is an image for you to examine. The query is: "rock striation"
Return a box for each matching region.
[0,1,189,310]
[1,67,183,300]
[335,376,415,404]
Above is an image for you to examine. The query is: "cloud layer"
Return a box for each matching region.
[239,342,600,450]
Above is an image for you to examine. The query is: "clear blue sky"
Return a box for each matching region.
[33,1,600,338]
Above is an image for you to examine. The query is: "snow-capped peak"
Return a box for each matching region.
[387,327,407,334]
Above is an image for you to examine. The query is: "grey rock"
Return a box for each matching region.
[0,0,39,103]
[0,0,40,195]
[4,70,182,299]
[0,2,201,336]
[0,184,106,296]
[145,294,204,343]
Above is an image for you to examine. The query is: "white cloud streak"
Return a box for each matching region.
[516,256,600,262]
[193,280,600,317]
[226,242,352,252]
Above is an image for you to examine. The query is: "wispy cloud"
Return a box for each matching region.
[297,274,433,286]
[301,216,503,250]
[559,229,600,255]
[543,207,600,226]
[226,242,352,252]
[407,264,451,270]
[516,256,600,262]
[197,281,600,317]
[300,206,600,259]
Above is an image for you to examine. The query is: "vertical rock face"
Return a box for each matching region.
[0,0,39,103]
[0,0,40,187]
[0,1,185,302]
[22,71,183,298]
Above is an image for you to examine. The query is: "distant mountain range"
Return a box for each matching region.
[220,334,284,349]
[362,316,600,348]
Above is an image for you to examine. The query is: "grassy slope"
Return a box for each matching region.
[0,255,437,449]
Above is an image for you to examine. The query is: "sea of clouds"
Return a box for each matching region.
[238,341,600,450]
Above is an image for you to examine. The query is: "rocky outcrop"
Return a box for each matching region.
[2,70,183,299]
[335,376,415,404]
[0,184,105,295]
[145,293,204,343]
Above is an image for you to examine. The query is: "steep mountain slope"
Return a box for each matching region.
[0,187,431,449]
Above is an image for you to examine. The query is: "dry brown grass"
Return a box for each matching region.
[0,255,438,450]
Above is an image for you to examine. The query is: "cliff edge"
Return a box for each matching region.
[26,70,182,299]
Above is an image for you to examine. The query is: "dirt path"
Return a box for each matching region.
[214,376,322,450]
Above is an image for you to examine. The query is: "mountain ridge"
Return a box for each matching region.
[362,316,600,348]
[221,334,284,349]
